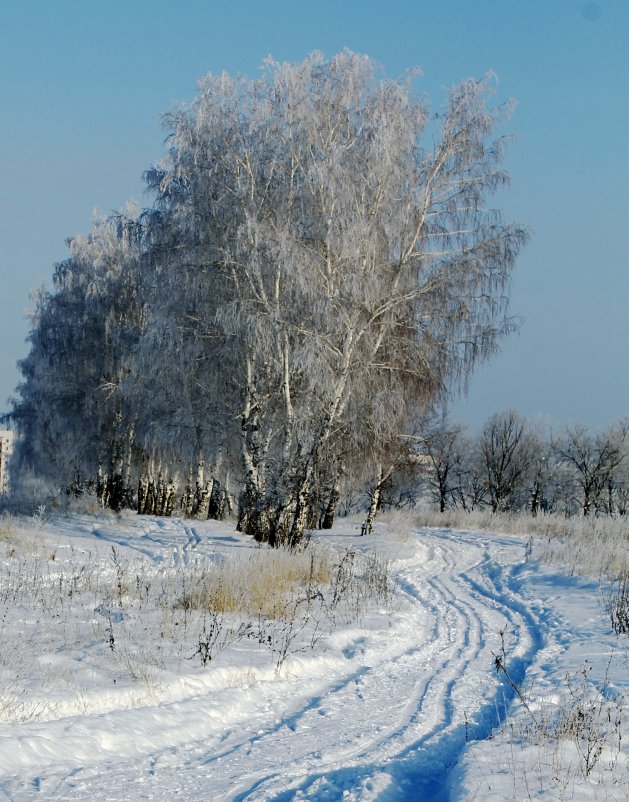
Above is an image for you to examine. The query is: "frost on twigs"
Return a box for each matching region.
[604,570,629,636]
[483,636,627,796]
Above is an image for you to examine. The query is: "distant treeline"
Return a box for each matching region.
[416,409,628,518]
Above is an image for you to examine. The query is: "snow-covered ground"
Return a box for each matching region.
[0,512,627,801]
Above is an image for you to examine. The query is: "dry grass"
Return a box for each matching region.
[468,641,629,801]
[178,548,333,619]
[412,507,629,579]
[0,513,15,542]
[604,570,629,636]
[0,519,392,720]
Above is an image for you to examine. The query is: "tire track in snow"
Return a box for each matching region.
[84,515,208,567]
[50,528,540,802]
[0,526,545,802]
[224,529,543,801]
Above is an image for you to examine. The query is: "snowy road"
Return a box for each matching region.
[1,516,624,801]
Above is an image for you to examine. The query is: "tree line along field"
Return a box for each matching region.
[3,406,628,532]
[417,409,628,518]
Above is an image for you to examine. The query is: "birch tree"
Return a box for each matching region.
[10,211,145,508]
[145,51,527,544]
[123,206,233,518]
[9,51,527,535]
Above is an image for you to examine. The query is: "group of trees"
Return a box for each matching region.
[420,410,629,517]
[6,52,527,544]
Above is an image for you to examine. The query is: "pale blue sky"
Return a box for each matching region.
[1,0,627,428]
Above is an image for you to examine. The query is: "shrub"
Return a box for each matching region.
[604,570,629,636]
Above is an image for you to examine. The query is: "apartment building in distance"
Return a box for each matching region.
[0,430,16,494]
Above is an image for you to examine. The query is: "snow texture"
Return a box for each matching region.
[0,513,626,800]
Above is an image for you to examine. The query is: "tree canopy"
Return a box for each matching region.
[8,51,528,543]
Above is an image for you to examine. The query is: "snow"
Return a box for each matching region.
[0,512,627,800]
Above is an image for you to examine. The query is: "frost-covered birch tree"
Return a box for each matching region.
[141,51,526,544]
[9,51,527,538]
[10,211,146,509]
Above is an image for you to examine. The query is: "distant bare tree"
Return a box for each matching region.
[610,458,629,516]
[553,420,628,516]
[479,409,539,513]
[421,419,471,513]
[526,435,554,516]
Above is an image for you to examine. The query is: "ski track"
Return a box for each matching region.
[0,522,547,802]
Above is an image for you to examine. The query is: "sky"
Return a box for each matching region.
[0,0,627,430]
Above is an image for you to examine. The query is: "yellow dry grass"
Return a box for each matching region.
[179,547,333,619]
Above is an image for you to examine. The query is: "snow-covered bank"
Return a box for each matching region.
[0,513,627,800]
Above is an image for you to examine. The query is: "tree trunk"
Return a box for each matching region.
[361,484,382,536]
[361,465,392,536]
[288,478,313,548]
[607,480,614,516]
[137,476,147,514]
[194,480,213,519]
[439,479,447,513]
[321,483,340,529]
[154,477,164,515]
[164,480,177,516]
[191,458,211,519]
[97,465,107,508]
[238,476,274,542]
[108,471,126,512]
[209,479,226,520]
[181,484,194,517]
[582,483,592,517]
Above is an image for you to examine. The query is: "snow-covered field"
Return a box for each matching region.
[0,511,627,801]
